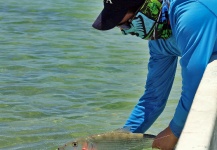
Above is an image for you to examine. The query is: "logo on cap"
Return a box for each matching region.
[104,0,113,4]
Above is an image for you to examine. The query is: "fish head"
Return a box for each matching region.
[79,139,96,150]
[58,138,96,150]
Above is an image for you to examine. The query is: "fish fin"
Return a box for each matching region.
[114,126,132,133]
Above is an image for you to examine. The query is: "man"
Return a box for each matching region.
[92,0,217,149]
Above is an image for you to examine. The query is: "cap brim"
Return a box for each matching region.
[92,8,128,31]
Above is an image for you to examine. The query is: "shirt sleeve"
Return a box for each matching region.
[124,38,178,133]
[169,0,217,138]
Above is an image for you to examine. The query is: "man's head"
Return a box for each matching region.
[92,0,145,30]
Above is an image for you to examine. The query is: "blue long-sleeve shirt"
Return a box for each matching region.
[124,0,217,137]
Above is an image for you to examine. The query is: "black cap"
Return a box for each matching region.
[92,0,144,30]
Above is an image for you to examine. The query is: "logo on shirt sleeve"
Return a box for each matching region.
[104,0,113,4]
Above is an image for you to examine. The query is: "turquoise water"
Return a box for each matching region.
[0,0,181,149]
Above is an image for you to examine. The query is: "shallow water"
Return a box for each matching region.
[0,0,181,149]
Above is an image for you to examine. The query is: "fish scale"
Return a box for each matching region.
[89,134,153,150]
[58,130,156,150]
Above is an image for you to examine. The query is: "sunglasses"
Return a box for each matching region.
[117,21,131,30]
[116,6,141,30]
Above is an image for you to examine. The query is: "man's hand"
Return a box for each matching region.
[152,126,178,150]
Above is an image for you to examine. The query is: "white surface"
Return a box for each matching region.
[176,55,217,150]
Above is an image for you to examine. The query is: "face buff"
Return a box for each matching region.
[120,0,172,40]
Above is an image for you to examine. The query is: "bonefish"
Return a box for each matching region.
[58,129,156,150]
